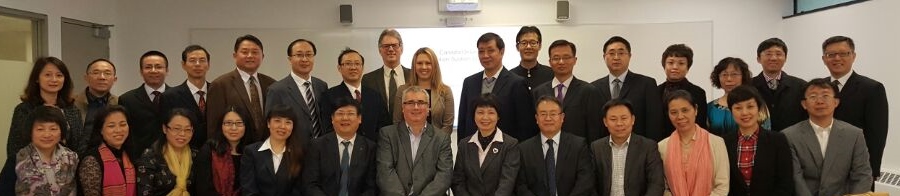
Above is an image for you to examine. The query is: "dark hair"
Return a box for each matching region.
[663,89,695,108]
[803,78,841,99]
[822,36,854,53]
[234,34,264,52]
[535,95,562,110]
[477,32,505,51]
[757,38,787,58]
[139,50,169,71]
[154,108,196,148]
[26,105,69,147]
[86,105,132,151]
[22,56,74,107]
[726,85,767,112]
[661,44,694,68]
[516,26,542,43]
[287,39,317,56]
[331,97,363,117]
[603,36,631,53]
[338,48,365,65]
[208,106,256,155]
[602,99,634,116]
[548,39,576,56]
[710,57,752,89]
[181,45,210,62]
[266,104,304,178]
[86,58,117,74]
[473,94,501,115]
[378,29,403,45]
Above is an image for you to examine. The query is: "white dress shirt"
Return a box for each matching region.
[608,71,629,94]
[257,138,285,172]
[809,119,834,157]
[830,70,853,91]
[186,81,208,105]
[143,83,166,100]
[550,75,574,98]
[291,72,314,103]
[383,65,406,97]
[541,131,561,164]
[467,129,506,166]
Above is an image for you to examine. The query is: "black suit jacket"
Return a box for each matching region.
[160,81,209,149]
[510,63,554,91]
[361,66,411,115]
[207,70,276,141]
[658,79,709,138]
[119,84,169,157]
[302,132,377,196]
[321,82,391,142]
[458,68,537,141]
[516,132,595,196]
[724,129,794,196]
[830,72,888,177]
[265,75,328,147]
[241,141,301,196]
[590,134,665,196]
[752,72,807,132]
[532,77,603,141]
[452,132,521,196]
[591,71,663,141]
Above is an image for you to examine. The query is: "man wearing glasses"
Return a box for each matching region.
[531,40,602,141]
[362,29,411,116]
[322,48,390,142]
[161,45,212,149]
[750,38,807,132]
[75,58,119,139]
[265,39,328,147]
[511,26,553,91]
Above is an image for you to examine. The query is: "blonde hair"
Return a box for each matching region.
[409,47,449,93]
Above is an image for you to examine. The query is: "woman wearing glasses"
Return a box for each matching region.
[136,108,197,196]
[78,105,137,196]
[707,57,770,136]
[392,47,455,134]
[194,106,255,196]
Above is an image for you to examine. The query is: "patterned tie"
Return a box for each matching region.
[546,139,557,196]
[304,82,321,138]
[248,76,263,130]
[832,80,842,92]
[768,79,779,90]
[388,69,398,108]
[612,79,622,99]
[555,83,565,103]
[197,90,206,116]
[354,90,362,102]
[151,91,162,108]
[339,141,351,196]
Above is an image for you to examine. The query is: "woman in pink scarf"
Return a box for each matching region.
[658,90,729,196]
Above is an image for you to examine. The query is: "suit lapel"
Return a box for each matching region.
[177,82,201,112]
[821,124,845,175]
[260,150,276,176]
[481,141,501,171]
[530,138,550,190]
[463,142,485,181]
[623,137,640,186]
[839,72,861,96]
[597,76,611,98]
[413,126,435,166]
[285,76,311,114]
[229,71,253,107]
[619,71,635,97]
[799,123,825,169]
[135,84,153,105]
[372,68,388,102]
[562,78,582,110]
[397,124,414,169]
[491,68,511,95]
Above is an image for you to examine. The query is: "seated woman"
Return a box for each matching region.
[392,47,455,133]
[15,105,79,195]
[724,85,793,195]
[707,57,771,136]
[659,90,729,195]
[78,105,137,196]
[194,106,256,196]
[241,104,304,195]
[451,94,520,196]
[136,108,197,196]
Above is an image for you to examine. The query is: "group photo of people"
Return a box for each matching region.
[0,25,888,196]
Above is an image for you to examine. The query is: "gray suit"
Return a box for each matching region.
[590,134,664,196]
[376,122,453,196]
[782,119,872,196]
[265,75,328,146]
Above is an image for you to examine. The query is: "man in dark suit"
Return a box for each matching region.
[376,86,453,196]
[266,39,328,147]
[510,26,553,91]
[302,98,377,196]
[361,29,410,116]
[459,32,536,141]
[783,78,872,196]
[820,36,888,185]
[751,38,807,132]
[160,45,211,149]
[208,34,276,141]
[591,36,663,141]
[517,97,594,196]
[657,44,708,135]
[532,40,602,141]
[591,99,664,196]
[322,49,391,142]
[119,50,170,156]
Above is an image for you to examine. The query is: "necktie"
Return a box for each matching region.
[612,78,622,99]
[484,77,496,84]
[388,69,398,108]
[546,139,557,196]
[555,84,565,103]
[151,91,162,108]
[339,141,351,196]
[304,82,321,138]
[768,79,779,90]
[248,76,263,130]
[197,90,206,116]
[832,80,842,92]
[354,90,362,102]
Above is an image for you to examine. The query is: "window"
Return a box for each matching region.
[788,0,868,18]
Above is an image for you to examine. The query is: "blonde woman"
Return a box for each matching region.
[392,47,455,133]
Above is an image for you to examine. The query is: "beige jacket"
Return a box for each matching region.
[73,91,119,122]
[658,132,730,196]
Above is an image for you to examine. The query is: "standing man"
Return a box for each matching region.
[302,98,377,196]
[322,49,391,142]
[510,26,553,91]
[160,45,211,149]
[376,86,453,196]
[591,99,665,196]
[821,35,888,184]
[75,58,119,135]
[657,44,708,136]
[208,34,276,141]
[591,36,663,141]
[119,50,170,156]
[532,40,602,141]
[266,39,328,147]
[751,38,807,132]
[459,32,536,141]
[362,29,410,116]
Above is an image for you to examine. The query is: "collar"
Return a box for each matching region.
[739,128,760,140]
[468,128,505,144]
[831,70,853,86]
[345,82,361,93]
[291,72,311,87]
[541,131,561,144]
[257,138,285,155]
[763,71,783,82]
[143,83,165,95]
[609,71,629,83]
[405,122,427,137]
[337,133,357,146]
[85,88,111,103]
[609,133,632,147]
[483,68,502,80]
[237,68,258,83]
[809,118,834,131]
[383,65,404,77]
[551,75,573,88]
[186,80,207,95]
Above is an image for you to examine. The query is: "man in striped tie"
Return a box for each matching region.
[266,39,329,147]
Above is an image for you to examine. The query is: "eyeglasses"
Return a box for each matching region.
[605,51,629,58]
[517,41,540,48]
[340,62,362,68]
[187,58,208,65]
[805,94,835,101]
[402,101,429,108]
[291,53,314,59]
[166,125,193,134]
[537,112,562,119]
[824,52,853,59]
[550,56,574,63]
[719,72,742,79]
[141,65,166,72]
[89,70,115,78]
[222,121,244,128]
[380,43,401,50]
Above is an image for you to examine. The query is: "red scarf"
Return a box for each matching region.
[211,147,237,196]
[100,144,135,196]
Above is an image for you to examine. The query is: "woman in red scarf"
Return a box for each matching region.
[659,90,730,195]
[194,106,256,195]
[78,105,136,196]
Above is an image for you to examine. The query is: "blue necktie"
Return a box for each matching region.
[546,139,557,196]
[340,141,351,196]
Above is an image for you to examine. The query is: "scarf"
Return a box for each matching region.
[164,145,192,196]
[211,146,237,196]
[664,124,714,196]
[100,144,136,196]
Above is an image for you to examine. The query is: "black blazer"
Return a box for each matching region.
[361,66,411,115]
[830,72,889,178]
[458,68,537,141]
[752,72,807,132]
[302,132,377,196]
[265,75,329,146]
[516,132,595,196]
[119,84,170,157]
[321,82,391,142]
[452,132,521,196]
[240,141,301,196]
[160,81,209,149]
[724,129,794,196]
[591,71,663,141]
[658,79,709,139]
[532,77,603,141]
[591,135,665,196]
